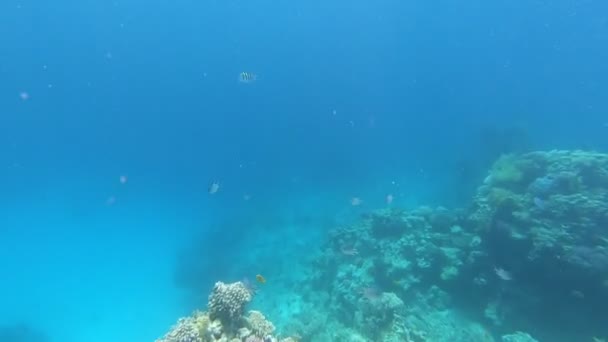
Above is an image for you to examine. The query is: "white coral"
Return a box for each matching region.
[156,317,203,342]
[245,310,275,337]
[208,281,253,323]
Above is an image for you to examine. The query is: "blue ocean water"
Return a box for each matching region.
[1,0,608,341]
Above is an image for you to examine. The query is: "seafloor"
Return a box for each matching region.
[159,149,608,342]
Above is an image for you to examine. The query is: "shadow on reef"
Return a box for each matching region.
[174,221,244,294]
[0,322,50,342]
[173,205,340,301]
[173,207,279,294]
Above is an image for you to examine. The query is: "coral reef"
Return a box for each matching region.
[157,282,297,342]
[287,150,608,341]
[208,281,253,326]
[245,311,275,337]
[156,315,204,342]
[161,150,608,342]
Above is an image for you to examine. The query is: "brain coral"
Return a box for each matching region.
[208,281,253,323]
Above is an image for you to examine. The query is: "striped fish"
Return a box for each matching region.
[238,71,257,83]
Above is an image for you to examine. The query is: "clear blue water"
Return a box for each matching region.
[1,0,607,341]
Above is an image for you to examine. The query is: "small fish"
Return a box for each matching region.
[360,286,380,301]
[241,277,258,295]
[494,267,512,281]
[340,245,358,256]
[386,194,394,205]
[255,274,266,284]
[238,72,257,83]
[208,181,220,194]
[106,196,116,206]
[350,197,363,206]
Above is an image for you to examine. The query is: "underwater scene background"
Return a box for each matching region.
[1,0,608,341]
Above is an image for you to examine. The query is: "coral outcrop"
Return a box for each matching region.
[208,281,253,326]
[160,150,608,342]
[157,282,296,342]
[293,150,608,341]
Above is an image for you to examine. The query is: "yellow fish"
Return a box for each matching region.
[239,72,257,83]
[255,274,266,284]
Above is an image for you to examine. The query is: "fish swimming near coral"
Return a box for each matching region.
[255,274,266,284]
[238,72,257,83]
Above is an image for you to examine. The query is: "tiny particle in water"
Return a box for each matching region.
[255,274,266,284]
[106,196,116,206]
[368,116,376,127]
[208,181,220,194]
[332,109,337,116]
[570,290,585,299]
[386,194,394,205]
[350,197,363,206]
[119,175,128,184]
[19,92,29,100]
